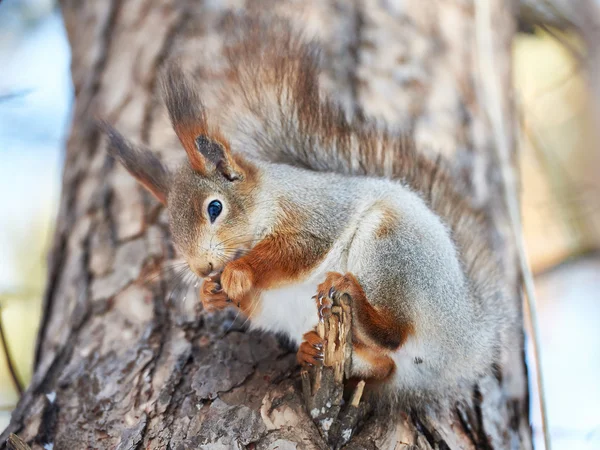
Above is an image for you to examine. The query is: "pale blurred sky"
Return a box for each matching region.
[0,0,72,291]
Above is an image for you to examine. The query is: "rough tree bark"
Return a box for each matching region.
[2,1,532,449]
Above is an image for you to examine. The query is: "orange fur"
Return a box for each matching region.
[316,272,414,351]
[221,231,327,301]
[352,341,396,381]
[173,122,209,174]
[200,272,259,316]
[220,196,329,302]
[375,204,400,239]
[200,276,231,312]
[220,259,254,300]
[297,330,324,366]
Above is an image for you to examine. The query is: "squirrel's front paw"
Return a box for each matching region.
[297,330,324,366]
[200,275,232,312]
[221,260,254,301]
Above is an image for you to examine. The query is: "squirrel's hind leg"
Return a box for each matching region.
[316,272,412,351]
[301,271,410,382]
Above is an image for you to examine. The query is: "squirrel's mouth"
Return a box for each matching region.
[208,248,246,276]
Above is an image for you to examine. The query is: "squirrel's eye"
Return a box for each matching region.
[207,200,223,223]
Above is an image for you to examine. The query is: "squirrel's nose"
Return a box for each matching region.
[192,262,213,277]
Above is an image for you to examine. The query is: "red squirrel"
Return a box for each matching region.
[102,16,515,405]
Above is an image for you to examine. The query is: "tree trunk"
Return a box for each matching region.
[2,1,532,449]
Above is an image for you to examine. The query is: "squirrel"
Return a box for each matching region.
[102,15,516,405]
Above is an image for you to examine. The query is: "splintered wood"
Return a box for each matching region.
[7,434,32,450]
[301,294,367,449]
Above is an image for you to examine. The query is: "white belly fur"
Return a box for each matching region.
[249,239,348,345]
[249,282,321,345]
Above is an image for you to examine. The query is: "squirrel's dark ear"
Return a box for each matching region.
[195,134,243,181]
[161,66,243,181]
[100,122,171,205]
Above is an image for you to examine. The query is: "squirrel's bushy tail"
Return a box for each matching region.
[204,15,416,179]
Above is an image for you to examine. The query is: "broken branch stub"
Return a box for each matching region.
[301,293,367,448]
[7,434,32,450]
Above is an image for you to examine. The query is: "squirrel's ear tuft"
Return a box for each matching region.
[99,121,171,205]
[161,66,208,174]
[162,66,243,181]
[161,65,243,181]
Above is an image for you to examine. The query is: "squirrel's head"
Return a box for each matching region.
[102,66,258,277]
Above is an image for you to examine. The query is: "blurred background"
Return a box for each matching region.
[0,0,598,448]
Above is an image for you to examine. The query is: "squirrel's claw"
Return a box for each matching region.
[318,302,332,320]
[328,286,336,299]
[316,293,333,321]
[314,271,356,322]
